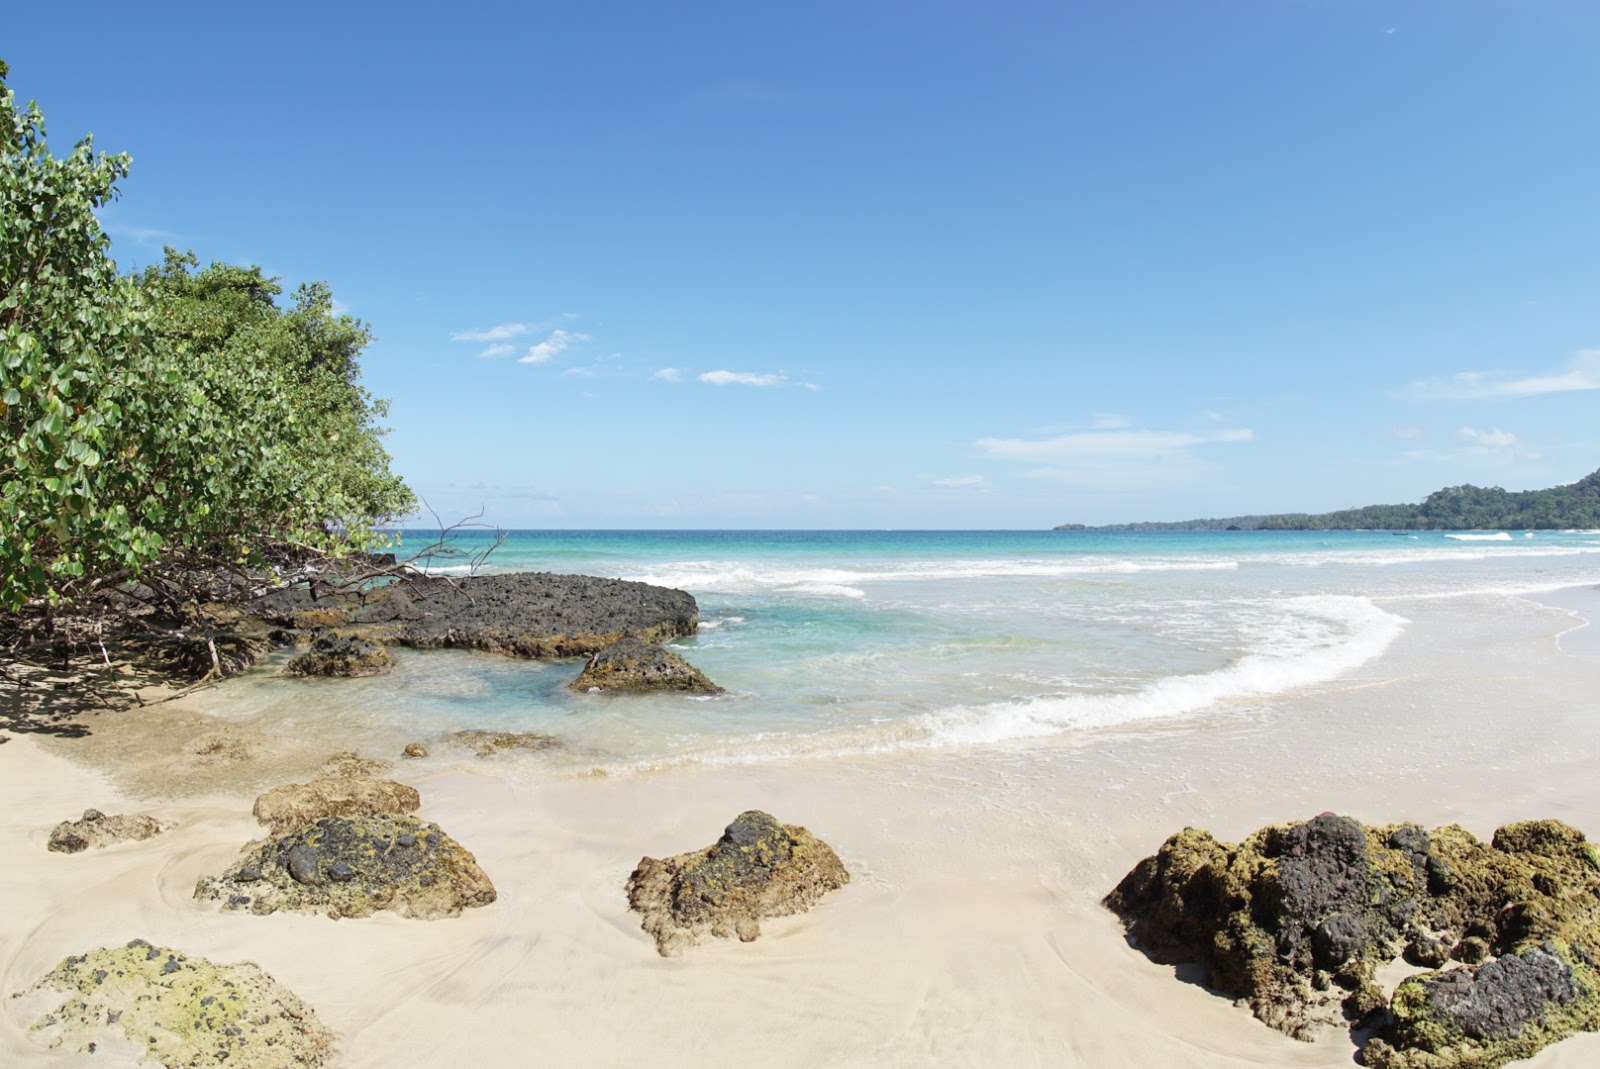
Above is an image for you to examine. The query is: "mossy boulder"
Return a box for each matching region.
[1105,814,1600,1066]
[252,778,421,837]
[47,808,166,853]
[9,939,334,1068]
[281,634,395,678]
[195,813,496,920]
[626,810,850,956]
[569,637,724,694]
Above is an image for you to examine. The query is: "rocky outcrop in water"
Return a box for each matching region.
[1104,814,1600,1066]
[281,634,395,677]
[255,572,699,659]
[47,808,166,853]
[569,637,723,694]
[195,813,496,920]
[627,810,850,956]
[10,939,334,1068]
[444,730,563,757]
[252,778,421,836]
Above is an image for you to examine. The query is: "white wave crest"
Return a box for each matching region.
[914,595,1407,745]
[1445,532,1513,541]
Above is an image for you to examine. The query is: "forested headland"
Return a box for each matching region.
[1055,469,1600,532]
[1,59,413,689]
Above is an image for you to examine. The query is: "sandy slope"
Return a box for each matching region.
[3,588,1599,1068]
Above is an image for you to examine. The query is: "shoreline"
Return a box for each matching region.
[4,583,1600,1065]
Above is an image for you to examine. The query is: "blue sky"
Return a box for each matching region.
[9,1,1599,527]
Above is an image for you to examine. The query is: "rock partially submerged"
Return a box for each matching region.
[255,572,699,659]
[318,750,392,778]
[47,809,165,853]
[445,730,563,757]
[1105,814,1600,1066]
[281,634,395,678]
[195,813,496,920]
[252,778,421,837]
[569,637,724,695]
[10,938,334,1068]
[626,810,850,956]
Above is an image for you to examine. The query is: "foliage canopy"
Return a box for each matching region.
[0,59,413,612]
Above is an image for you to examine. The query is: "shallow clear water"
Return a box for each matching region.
[193,528,1600,771]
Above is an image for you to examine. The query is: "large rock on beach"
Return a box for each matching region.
[10,938,335,1068]
[1105,814,1600,1066]
[252,777,421,836]
[281,634,395,677]
[254,572,699,659]
[569,637,724,694]
[195,813,496,920]
[47,808,166,853]
[626,810,850,956]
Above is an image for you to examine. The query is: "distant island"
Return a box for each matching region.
[1055,467,1600,531]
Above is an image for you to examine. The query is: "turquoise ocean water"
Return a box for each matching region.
[206,528,1600,772]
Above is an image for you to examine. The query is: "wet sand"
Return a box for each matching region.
[3,587,1600,1067]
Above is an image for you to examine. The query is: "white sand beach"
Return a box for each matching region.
[3,587,1599,1068]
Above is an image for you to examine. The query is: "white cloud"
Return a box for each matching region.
[479,343,516,359]
[699,370,786,387]
[930,475,987,488]
[1458,426,1518,449]
[329,298,351,317]
[653,368,684,382]
[1409,349,1600,400]
[520,329,590,365]
[452,322,530,343]
[1393,426,1424,440]
[1092,413,1131,430]
[975,425,1253,487]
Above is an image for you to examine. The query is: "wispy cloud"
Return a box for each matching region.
[1458,426,1517,449]
[1393,426,1424,440]
[1409,349,1600,400]
[699,370,787,387]
[1091,413,1131,430]
[479,343,516,359]
[976,424,1254,487]
[452,322,530,343]
[653,368,684,382]
[520,329,590,365]
[929,475,987,489]
[105,223,181,247]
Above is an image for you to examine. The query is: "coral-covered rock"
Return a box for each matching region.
[281,634,395,678]
[1105,814,1600,1065]
[318,750,392,778]
[445,730,563,757]
[252,778,421,836]
[195,814,496,920]
[402,742,429,758]
[626,810,849,956]
[10,939,334,1068]
[569,637,723,694]
[47,808,165,853]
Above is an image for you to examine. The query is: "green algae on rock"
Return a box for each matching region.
[195,813,496,920]
[47,808,166,853]
[280,634,395,678]
[10,939,334,1068]
[627,810,850,956]
[252,777,421,837]
[569,637,724,695]
[1104,814,1600,1067]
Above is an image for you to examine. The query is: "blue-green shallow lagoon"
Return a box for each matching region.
[194,529,1600,772]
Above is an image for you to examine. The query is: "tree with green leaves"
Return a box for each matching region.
[1,58,412,640]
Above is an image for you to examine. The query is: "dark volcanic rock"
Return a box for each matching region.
[626,810,850,956]
[282,634,395,678]
[1105,814,1600,1065]
[569,637,723,694]
[195,813,496,919]
[11,939,334,1068]
[47,809,166,853]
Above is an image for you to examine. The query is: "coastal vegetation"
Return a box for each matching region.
[1055,467,1600,531]
[1,58,411,682]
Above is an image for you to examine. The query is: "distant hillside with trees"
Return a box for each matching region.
[1054,468,1600,532]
